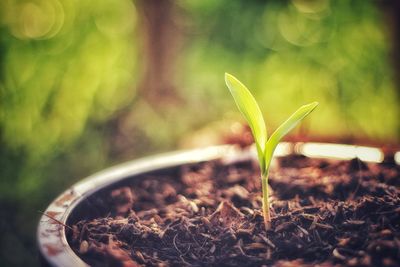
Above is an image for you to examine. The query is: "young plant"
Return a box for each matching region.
[225,73,318,228]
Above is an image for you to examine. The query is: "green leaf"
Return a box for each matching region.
[225,73,267,172]
[264,102,319,169]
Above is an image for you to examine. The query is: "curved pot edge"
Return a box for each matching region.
[37,145,236,267]
[37,142,396,267]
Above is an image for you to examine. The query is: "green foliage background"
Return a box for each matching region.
[0,0,398,266]
[178,0,397,140]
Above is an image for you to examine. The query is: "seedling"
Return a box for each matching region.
[225,73,318,228]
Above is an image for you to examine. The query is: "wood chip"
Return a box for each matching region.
[315,222,334,230]
[258,234,276,249]
[210,244,216,253]
[245,242,267,251]
[333,248,346,260]
[79,240,89,254]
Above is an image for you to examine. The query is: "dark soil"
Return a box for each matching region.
[67,153,400,267]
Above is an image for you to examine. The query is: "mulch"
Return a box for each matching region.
[67,154,400,267]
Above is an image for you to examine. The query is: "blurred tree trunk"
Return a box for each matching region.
[380,0,400,140]
[106,0,183,159]
[136,0,182,107]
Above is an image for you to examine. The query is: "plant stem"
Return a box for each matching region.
[261,174,271,229]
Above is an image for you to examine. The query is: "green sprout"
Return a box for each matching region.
[225,73,318,228]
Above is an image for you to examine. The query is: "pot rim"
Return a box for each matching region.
[37,145,237,267]
[36,142,395,267]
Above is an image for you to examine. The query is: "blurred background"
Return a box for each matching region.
[0,0,399,266]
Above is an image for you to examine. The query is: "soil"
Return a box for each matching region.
[67,153,400,267]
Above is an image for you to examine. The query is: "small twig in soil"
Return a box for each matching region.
[38,210,73,230]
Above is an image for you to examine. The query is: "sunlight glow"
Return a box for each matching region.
[275,142,292,157]
[298,143,384,163]
[394,152,400,165]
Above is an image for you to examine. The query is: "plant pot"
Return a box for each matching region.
[37,143,400,267]
[37,145,235,267]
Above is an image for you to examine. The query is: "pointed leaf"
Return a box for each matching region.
[265,102,318,169]
[225,73,267,171]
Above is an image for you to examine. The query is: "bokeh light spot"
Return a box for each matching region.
[8,0,65,40]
